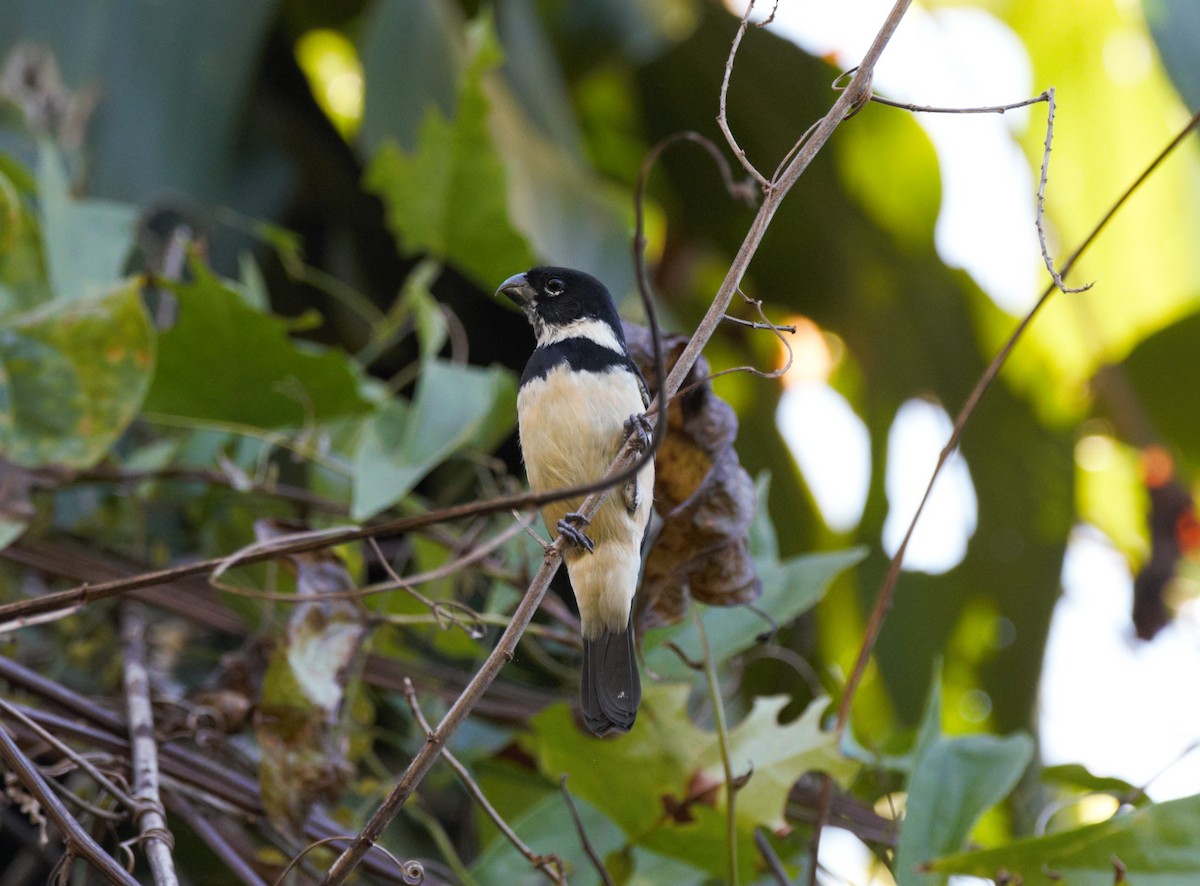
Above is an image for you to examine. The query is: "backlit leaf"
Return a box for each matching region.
[365,15,534,288]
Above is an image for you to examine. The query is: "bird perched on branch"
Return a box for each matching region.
[497,267,654,735]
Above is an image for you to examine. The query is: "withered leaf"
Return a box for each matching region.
[252,519,369,835]
[623,322,762,633]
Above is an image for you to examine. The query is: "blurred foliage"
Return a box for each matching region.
[1,0,1200,883]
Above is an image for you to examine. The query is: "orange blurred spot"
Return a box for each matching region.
[1177,509,1200,555]
[779,315,833,387]
[1141,445,1175,489]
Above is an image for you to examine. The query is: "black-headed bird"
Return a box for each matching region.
[498,267,654,735]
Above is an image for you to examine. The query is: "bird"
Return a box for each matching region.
[497,267,654,735]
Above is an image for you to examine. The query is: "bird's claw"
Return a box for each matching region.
[624,413,653,453]
[557,512,595,554]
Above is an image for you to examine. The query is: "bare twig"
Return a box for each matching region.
[401,679,566,885]
[559,775,613,886]
[833,69,1050,115]
[317,536,571,884]
[272,835,421,885]
[693,603,741,885]
[722,315,798,334]
[0,658,415,882]
[755,828,791,886]
[119,603,179,886]
[0,698,137,812]
[1035,88,1093,294]
[719,0,779,191]
[0,718,139,885]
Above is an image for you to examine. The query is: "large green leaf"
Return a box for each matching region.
[350,359,514,519]
[700,695,858,832]
[37,143,138,302]
[365,15,535,288]
[525,682,853,881]
[0,283,153,468]
[895,674,1035,886]
[930,794,1200,886]
[142,267,370,429]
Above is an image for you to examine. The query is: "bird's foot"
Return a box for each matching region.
[557,512,595,554]
[624,413,654,453]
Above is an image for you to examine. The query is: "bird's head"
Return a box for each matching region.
[497,267,624,349]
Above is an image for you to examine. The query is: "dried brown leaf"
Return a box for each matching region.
[623,323,762,632]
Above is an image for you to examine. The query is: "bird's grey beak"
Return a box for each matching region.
[497,272,535,306]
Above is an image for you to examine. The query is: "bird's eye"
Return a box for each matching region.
[545,277,565,296]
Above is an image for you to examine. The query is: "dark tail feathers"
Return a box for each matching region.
[581,625,641,736]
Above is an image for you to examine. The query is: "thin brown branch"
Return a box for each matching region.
[834,69,1051,116]
[755,828,791,886]
[0,698,137,812]
[560,775,613,886]
[401,679,566,885]
[721,314,798,334]
[719,0,776,190]
[317,537,571,884]
[1035,88,1093,295]
[273,835,422,886]
[0,420,659,631]
[119,603,179,886]
[0,717,139,885]
[0,657,415,883]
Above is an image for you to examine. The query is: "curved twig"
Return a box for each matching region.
[0,717,139,885]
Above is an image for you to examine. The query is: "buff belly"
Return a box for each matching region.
[517,363,654,637]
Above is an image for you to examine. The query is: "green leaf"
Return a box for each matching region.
[525,683,853,881]
[359,0,464,154]
[1041,763,1142,799]
[0,158,51,315]
[37,143,138,302]
[643,548,863,679]
[699,696,859,832]
[895,674,1035,886]
[1120,311,1200,463]
[351,359,511,519]
[470,788,626,885]
[365,15,535,288]
[143,267,370,428]
[0,283,154,467]
[930,794,1200,886]
[644,479,866,678]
